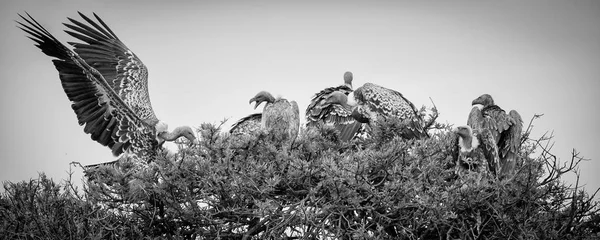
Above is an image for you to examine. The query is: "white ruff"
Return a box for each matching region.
[473,104,484,110]
[155,121,169,133]
[346,92,357,106]
[459,134,479,153]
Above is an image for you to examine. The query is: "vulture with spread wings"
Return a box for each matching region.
[17,12,196,167]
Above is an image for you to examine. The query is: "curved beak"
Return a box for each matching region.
[250,98,263,109]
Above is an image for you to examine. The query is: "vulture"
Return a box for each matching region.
[453,125,500,176]
[468,94,523,176]
[324,82,428,140]
[17,12,196,166]
[305,71,364,141]
[232,91,300,144]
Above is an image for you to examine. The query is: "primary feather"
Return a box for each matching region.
[17,12,195,167]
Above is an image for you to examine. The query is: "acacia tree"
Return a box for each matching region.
[1,116,599,239]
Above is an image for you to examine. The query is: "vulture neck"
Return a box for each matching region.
[264,94,277,104]
[458,133,479,153]
[159,126,194,142]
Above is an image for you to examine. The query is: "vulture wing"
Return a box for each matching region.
[230,113,262,135]
[306,85,353,126]
[467,106,484,131]
[481,105,512,144]
[63,12,159,126]
[476,128,500,175]
[17,13,157,158]
[498,110,523,175]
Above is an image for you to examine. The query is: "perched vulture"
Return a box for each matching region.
[17,12,196,166]
[453,125,500,176]
[305,71,364,141]
[469,94,523,176]
[240,91,300,144]
[324,82,428,140]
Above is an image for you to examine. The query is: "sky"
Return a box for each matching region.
[1,1,599,197]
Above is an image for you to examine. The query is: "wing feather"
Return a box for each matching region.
[467,106,483,131]
[230,113,262,135]
[477,128,500,175]
[354,83,427,138]
[306,85,352,125]
[63,12,158,126]
[17,13,157,158]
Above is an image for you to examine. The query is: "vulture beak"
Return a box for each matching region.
[472,94,492,106]
[452,126,471,138]
[252,100,264,110]
[249,97,259,109]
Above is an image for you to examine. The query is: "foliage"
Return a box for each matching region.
[1,117,599,239]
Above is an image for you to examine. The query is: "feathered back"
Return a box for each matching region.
[354,83,421,120]
[263,97,300,143]
[353,83,427,139]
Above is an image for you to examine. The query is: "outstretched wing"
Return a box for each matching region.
[230,113,262,135]
[17,13,157,158]
[354,83,427,138]
[63,12,158,126]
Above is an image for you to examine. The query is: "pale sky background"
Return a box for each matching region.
[1,1,599,197]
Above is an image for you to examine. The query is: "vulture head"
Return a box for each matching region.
[158,126,197,146]
[323,91,348,106]
[324,91,358,107]
[472,94,495,107]
[343,71,353,88]
[249,91,276,109]
[453,125,479,152]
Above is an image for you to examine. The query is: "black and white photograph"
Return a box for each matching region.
[1,1,599,238]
